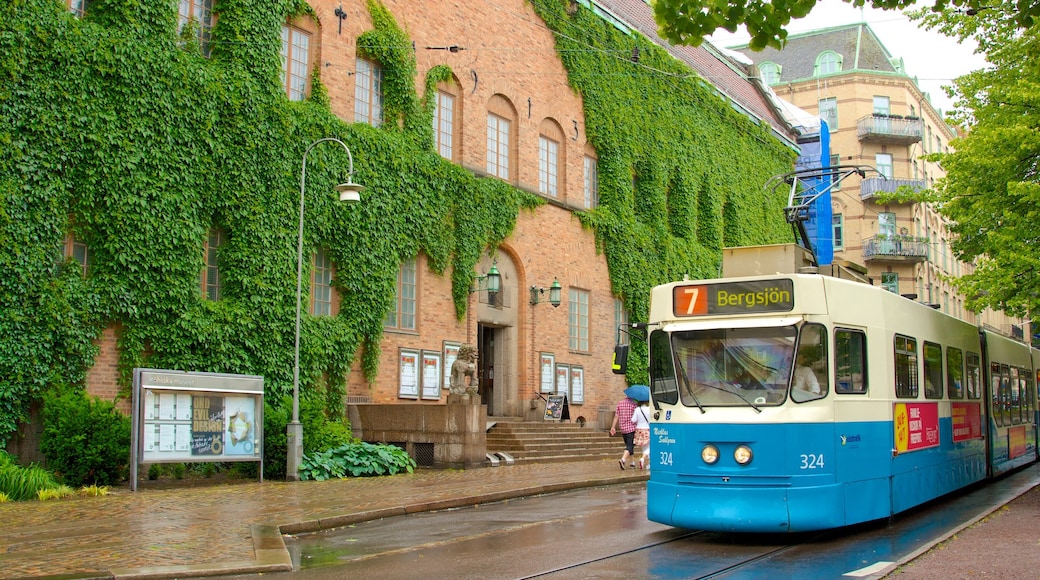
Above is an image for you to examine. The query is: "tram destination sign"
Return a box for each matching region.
[673,279,795,317]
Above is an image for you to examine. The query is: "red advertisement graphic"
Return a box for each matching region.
[951,402,982,442]
[894,402,939,452]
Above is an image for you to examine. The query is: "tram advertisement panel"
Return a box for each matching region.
[894,402,939,452]
[951,402,983,442]
[673,280,794,317]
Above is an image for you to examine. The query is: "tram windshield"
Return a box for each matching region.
[651,326,799,408]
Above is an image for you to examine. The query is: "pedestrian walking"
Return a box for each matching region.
[631,400,651,469]
[609,395,638,469]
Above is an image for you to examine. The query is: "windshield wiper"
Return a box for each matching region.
[690,379,763,413]
[672,353,705,414]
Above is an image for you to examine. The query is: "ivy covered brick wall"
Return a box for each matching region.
[0,0,792,447]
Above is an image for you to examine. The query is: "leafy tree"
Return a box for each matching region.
[651,0,1040,50]
[910,8,1040,318]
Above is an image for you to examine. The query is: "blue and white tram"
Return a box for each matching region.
[624,273,1038,532]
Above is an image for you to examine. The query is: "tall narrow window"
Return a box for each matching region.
[384,258,417,331]
[832,213,844,250]
[584,155,598,209]
[487,113,510,179]
[568,289,589,352]
[614,298,629,346]
[818,97,838,131]
[538,136,559,197]
[178,0,214,54]
[355,58,384,127]
[881,272,898,294]
[434,90,455,160]
[829,153,841,190]
[63,234,90,276]
[280,25,310,101]
[203,228,224,301]
[68,0,89,16]
[947,347,964,399]
[311,249,334,316]
[875,153,894,179]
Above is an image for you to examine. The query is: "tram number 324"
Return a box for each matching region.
[799,453,824,469]
[659,451,673,466]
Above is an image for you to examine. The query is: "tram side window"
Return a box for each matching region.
[1027,369,1037,423]
[923,342,943,399]
[965,352,981,399]
[648,329,678,405]
[835,328,867,394]
[792,323,828,402]
[992,363,1009,427]
[1010,366,1022,425]
[894,335,918,398]
[946,347,964,399]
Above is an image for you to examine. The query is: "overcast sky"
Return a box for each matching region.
[707,0,989,113]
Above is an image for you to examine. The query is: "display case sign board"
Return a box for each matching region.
[130,368,264,491]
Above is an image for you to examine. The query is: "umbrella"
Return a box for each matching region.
[624,384,650,402]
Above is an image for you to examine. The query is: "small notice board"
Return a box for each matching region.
[130,368,264,491]
[544,394,565,421]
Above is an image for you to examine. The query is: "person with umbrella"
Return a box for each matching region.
[610,385,648,469]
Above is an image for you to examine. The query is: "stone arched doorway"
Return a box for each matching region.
[474,252,520,418]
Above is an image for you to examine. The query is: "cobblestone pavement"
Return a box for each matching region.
[0,460,646,579]
[3,461,1036,580]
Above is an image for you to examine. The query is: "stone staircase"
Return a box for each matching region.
[485,420,622,465]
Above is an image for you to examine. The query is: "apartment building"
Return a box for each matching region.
[733,23,1027,337]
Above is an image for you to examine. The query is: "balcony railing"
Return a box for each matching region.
[862,235,929,262]
[860,177,927,201]
[857,114,923,144]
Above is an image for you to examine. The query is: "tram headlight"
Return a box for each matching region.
[701,444,719,464]
[734,445,753,465]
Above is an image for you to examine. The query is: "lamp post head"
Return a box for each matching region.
[487,262,501,295]
[336,181,364,202]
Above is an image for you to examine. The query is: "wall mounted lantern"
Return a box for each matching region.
[471,261,502,303]
[530,278,562,308]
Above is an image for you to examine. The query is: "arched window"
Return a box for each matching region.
[538,118,565,199]
[759,62,781,85]
[486,95,518,182]
[433,75,462,161]
[814,51,843,76]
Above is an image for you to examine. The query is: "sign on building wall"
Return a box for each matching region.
[130,368,264,491]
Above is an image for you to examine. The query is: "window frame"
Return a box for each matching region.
[280,23,312,101]
[433,88,457,161]
[923,341,943,399]
[815,51,843,76]
[894,334,919,399]
[178,0,214,55]
[946,346,964,399]
[354,57,384,127]
[486,112,511,180]
[832,213,844,250]
[875,153,894,179]
[568,288,589,352]
[202,227,224,301]
[583,154,599,209]
[818,97,838,131]
[384,257,418,332]
[310,248,336,317]
[538,135,560,198]
[835,328,868,394]
[759,62,781,85]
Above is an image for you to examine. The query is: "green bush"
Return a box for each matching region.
[41,390,131,487]
[0,451,61,501]
[264,395,354,480]
[299,441,416,480]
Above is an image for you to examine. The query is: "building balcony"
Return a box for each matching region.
[860,177,927,201]
[862,235,929,263]
[856,114,923,145]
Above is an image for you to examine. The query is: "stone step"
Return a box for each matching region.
[485,420,627,464]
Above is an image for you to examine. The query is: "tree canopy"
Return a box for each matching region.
[913,7,1040,319]
[651,0,1040,49]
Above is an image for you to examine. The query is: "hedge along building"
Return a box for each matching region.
[3,0,799,466]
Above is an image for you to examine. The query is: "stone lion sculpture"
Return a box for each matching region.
[449,343,478,395]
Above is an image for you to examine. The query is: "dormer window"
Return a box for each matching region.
[814,51,843,76]
[759,62,781,85]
